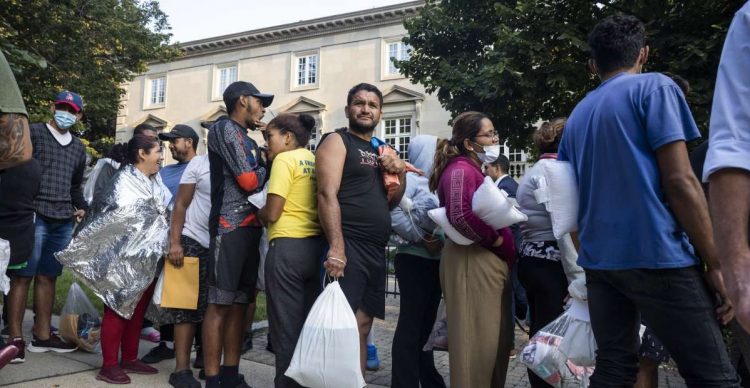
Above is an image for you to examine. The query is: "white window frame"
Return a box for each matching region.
[291,50,320,91]
[381,37,410,80]
[381,116,413,161]
[212,62,239,101]
[286,110,322,152]
[508,147,526,163]
[501,141,529,179]
[144,74,167,109]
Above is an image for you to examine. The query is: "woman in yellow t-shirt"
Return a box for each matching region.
[258,113,323,386]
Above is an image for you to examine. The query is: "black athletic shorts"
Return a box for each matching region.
[207,226,261,305]
[332,238,386,319]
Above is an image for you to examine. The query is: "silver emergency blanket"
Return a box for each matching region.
[56,165,171,319]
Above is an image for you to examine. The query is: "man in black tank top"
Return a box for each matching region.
[316,83,406,374]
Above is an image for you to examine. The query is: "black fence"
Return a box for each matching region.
[385,240,400,297]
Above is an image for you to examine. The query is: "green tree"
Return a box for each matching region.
[0,0,179,152]
[399,0,744,148]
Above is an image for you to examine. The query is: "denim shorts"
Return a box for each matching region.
[9,215,74,278]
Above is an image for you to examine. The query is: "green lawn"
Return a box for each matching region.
[19,269,267,322]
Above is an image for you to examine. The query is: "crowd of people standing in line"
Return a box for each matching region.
[0,4,749,388]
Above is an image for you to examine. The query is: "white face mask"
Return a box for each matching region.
[475,144,500,164]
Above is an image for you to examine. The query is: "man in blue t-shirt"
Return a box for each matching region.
[558,15,738,386]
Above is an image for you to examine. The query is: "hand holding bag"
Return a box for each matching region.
[285,280,366,388]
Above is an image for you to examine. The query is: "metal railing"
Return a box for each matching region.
[385,240,400,297]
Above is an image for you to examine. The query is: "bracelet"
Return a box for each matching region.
[328,257,346,266]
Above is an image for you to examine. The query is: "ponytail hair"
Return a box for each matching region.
[267,113,316,147]
[429,139,460,192]
[125,134,159,165]
[428,111,489,192]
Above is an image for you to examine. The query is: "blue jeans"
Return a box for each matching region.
[9,215,73,278]
[586,266,739,387]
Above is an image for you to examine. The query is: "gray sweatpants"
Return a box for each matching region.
[265,236,324,388]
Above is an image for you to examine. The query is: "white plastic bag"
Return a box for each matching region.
[0,239,10,294]
[423,299,448,351]
[247,185,268,209]
[152,267,165,306]
[521,302,595,387]
[60,282,101,353]
[285,281,366,388]
[558,279,596,366]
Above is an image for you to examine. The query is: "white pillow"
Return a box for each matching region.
[473,176,528,229]
[538,160,579,239]
[427,177,528,245]
[427,208,474,245]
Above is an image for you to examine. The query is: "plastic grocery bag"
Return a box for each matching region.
[0,239,10,294]
[285,281,366,388]
[60,282,100,353]
[423,299,448,351]
[521,305,594,387]
[559,279,596,366]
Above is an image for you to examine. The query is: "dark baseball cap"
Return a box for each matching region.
[158,124,199,145]
[54,90,84,112]
[223,81,274,108]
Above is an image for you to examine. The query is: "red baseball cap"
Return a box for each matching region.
[54,90,83,113]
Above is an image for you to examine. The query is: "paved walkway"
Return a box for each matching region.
[242,295,689,388]
[1,296,690,387]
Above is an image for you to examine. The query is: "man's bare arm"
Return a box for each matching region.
[316,133,347,276]
[0,113,31,170]
[657,141,733,323]
[710,169,750,328]
[168,183,196,267]
[656,141,718,268]
[710,169,750,267]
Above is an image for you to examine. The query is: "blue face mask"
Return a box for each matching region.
[53,110,77,129]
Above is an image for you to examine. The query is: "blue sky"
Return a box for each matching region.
[158,0,407,43]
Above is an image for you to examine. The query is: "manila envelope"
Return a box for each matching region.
[161,257,199,310]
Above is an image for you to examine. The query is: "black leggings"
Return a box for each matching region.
[518,255,569,388]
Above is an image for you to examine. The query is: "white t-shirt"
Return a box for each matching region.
[180,155,211,248]
[46,123,72,146]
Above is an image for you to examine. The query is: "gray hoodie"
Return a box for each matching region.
[390,135,441,259]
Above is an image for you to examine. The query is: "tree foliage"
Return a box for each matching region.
[400,0,744,148]
[0,0,179,146]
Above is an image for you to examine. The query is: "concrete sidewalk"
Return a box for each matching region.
[242,297,689,388]
[0,309,388,387]
[1,299,689,387]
